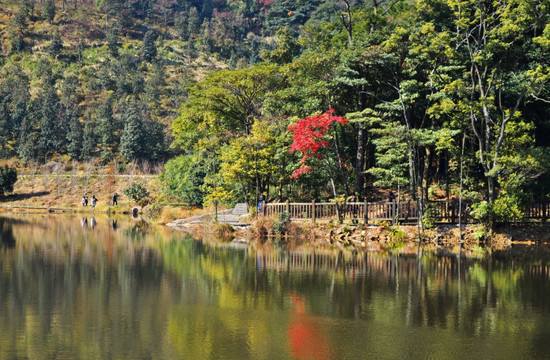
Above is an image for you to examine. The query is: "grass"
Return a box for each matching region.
[2,162,161,213]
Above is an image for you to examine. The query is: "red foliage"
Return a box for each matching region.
[288,109,349,178]
[290,166,312,179]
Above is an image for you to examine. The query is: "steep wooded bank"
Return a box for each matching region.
[167,0,550,226]
[1,0,550,226]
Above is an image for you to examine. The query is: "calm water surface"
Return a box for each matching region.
[1,214,550,359]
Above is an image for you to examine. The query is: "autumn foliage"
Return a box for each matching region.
[288,109,349,179]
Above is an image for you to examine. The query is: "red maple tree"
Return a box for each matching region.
[288,109,349,179]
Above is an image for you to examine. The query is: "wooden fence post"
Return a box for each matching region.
[451,199,456,224]
[364,201,368,225]
[286,200,290,216]
[312,200,316,223]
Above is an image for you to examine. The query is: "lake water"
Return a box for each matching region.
[1,214,550,359]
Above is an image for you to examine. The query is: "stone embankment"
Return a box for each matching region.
[167,203,251,231]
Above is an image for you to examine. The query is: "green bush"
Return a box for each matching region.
[471,196,525,227]
[123,182,150,206]
[160,154,205,206]
[0,165,17,197]
[273,211,290,234]
[388,225,406,240]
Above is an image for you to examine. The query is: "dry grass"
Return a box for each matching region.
[158,206,204,224]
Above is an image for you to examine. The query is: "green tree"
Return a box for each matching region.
[43,0,56,22]
[172,64,283,152]
[97,95,119,162]
[39,87,62,161]
[48,33,63,56]
[123,181,150,205]
[81,114,97,161]
[0,165,17,197]
[447,0,550,203]
[161,153,206,205]
[219,120,279,204]
[187,7,201,38]
[120,99,146,162]
[106,28,120,57]
[140,29,158,63]
[66,103,83,159]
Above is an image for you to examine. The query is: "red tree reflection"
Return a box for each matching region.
[288,294,331,359]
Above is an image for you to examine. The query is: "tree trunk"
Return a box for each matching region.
[354,121,366,197]
[422,147,431,204]
[354,91,367,197]
[333,131,350,198]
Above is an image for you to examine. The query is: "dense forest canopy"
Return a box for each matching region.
[1,0,549,221]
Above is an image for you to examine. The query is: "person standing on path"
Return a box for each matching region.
[91,195,97,208]
[81,195,87,207]
[112,193,118,206]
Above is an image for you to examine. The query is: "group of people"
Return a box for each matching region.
[81,195,98,208]
[81,193,118,208]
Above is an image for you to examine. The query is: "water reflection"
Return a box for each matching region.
[1,215,550,359]
[0,218,16,248]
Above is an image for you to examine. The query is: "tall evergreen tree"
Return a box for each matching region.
[145,119,166,161]
[48,33,63,56]
[0,98,12,157]
[17,114,38,162]
[106,28,120,58]
[39,88,61,161]
[140,30,158,63]
[120,99,146,162]
[97,96,119,162]
[81,114,97,161]
[66,103,83,159]
[43,0,56,22]
[187,7,201,38]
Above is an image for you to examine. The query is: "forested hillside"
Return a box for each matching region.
[0,0,333,164]
[1,0,550,222]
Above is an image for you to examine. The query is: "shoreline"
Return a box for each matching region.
[3,201,550,258]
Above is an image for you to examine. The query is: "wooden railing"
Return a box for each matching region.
[264,200,549,224]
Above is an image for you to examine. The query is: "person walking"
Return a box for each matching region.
[91,195,97,208]
[112,193,118,206]
[81,195,87,207]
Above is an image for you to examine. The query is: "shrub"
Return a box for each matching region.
[0,165,17,197]
[388,225,406,240]
[422,206,439,230]
[160,154,205,206]
[123,182,150,205]
[215,223,235,240]
[273,211,290,234]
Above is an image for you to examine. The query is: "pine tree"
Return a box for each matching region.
[43,0,56,22]
[140,30,158,63]
[175,11,189,40]
[13,9,27,32]
[97,96,118,162]
[9,32,26,53]
[106,28,119,58]
[48,33,63,56]
[81,114,96,161]
[0,99,12,158]
[120,99,145,162]
[144,119,166,160]
[17,116,37,162]
[66,103,83,159]
[144,63,166,113]
[187,7,200,38]
[39,88,60,160]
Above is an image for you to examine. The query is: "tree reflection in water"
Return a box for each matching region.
[0,218,15,248]
[1,215,550,359]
